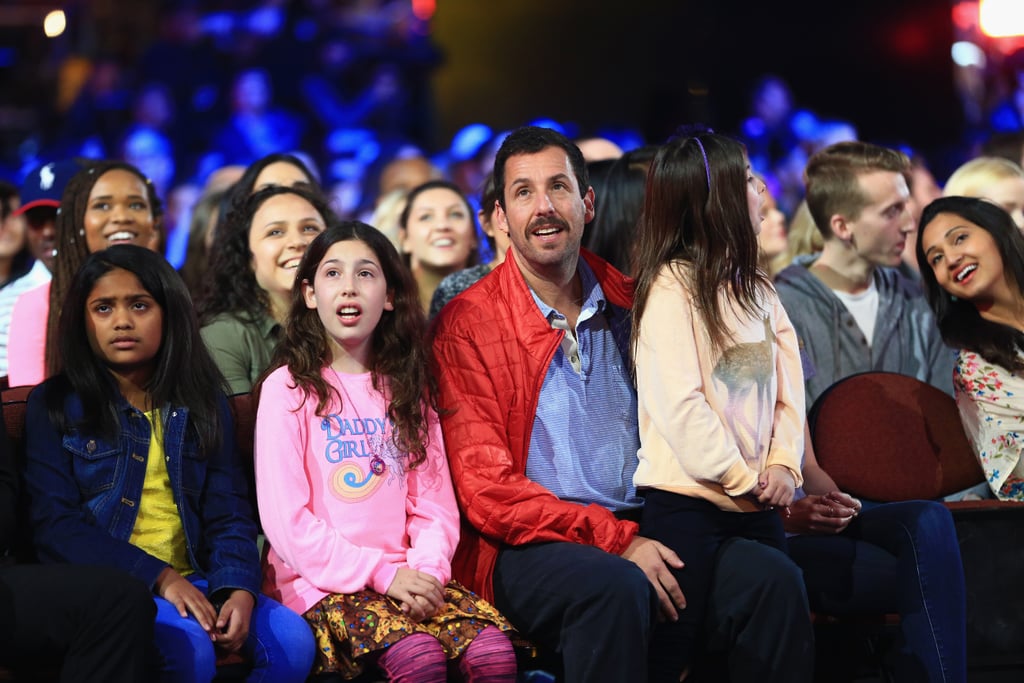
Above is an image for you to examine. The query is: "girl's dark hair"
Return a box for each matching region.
[585,146,658,275]
[209,153,318,250]
[0,181,32,287]
[269,220,438,468]
[398,179,481,268]
[197,183,337,325]
[916,195,1024,372]
[632,131,770,357]
[48,245,226,455]
[46,161,164,376]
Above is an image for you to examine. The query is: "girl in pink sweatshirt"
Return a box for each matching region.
[631,129,807,683]
[255,220,515,682]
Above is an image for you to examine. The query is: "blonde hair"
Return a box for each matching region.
[769,201,822,277]
[944,156,1024,198]
[370,188,408,251]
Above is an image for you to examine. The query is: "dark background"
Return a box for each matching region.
[0,0,970,177]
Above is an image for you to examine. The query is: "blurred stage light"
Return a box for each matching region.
[952,41,986,68]
[979,0,1024,38]
[412,0,436,21]
[43,9,65,38]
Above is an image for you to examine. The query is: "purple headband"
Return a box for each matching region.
[692,137,711,191]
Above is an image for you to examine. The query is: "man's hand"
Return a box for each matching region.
[781,491,860,535]
[621,536,686,621]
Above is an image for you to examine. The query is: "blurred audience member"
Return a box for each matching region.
[399,180,478,313]
[429,174,509,318]
[944,156,1024,230]
[584,146,656,275]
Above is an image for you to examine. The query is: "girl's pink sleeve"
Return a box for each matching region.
[7,284,48,388]
[403,410,458,585]
[255,369,398,595]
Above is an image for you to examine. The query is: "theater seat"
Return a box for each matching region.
[809,371,1024,675]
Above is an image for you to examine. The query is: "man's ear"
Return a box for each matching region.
[495,200,511,236]
[583,186,596,223]
[830,214,852,242]
[302,279,317,309]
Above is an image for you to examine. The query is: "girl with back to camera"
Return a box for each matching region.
[631,130,808,682]
[23,245,315,683]
[918,195,1024,500]
[256,222,516,682]
[8,160,162,387]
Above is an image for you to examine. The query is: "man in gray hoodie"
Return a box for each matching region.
[774,141,953,409]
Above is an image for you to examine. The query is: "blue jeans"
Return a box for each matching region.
[153,576,314,683]
[788,500,966,683]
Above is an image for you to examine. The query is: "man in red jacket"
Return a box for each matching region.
[432,126,812,682]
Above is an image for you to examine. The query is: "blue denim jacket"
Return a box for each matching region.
[24,381,261,596]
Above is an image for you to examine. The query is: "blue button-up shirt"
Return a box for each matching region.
[525,259,643,512]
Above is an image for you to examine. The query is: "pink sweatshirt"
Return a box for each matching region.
[7,281,49,388]
[633,264,804,511]
[256,365,458,615]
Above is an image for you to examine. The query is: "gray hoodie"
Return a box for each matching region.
[774,254,955,410]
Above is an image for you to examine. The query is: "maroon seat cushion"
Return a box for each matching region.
[809,372,984,501]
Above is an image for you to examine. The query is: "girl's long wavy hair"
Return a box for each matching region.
[46,161,163,377]
[46,245,226,455]
[197,183,337,326]
[916,196,1024,373]
[632,131,770,359]
[267,220,438,468]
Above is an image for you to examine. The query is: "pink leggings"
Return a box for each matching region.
[377,626,516,682]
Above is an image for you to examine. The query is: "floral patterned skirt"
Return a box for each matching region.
[303,580,515,679]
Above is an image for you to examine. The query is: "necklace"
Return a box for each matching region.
[329,367,387,478]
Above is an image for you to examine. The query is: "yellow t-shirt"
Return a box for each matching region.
[129,410,192,576]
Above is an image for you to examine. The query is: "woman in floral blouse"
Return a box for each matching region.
[917,195,1024,500]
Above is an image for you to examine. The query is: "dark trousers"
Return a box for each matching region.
[692,536,815,683]
[640,490,800,683]
[492,541,658,683]
[789,500,966,683]
[0,563,156,683]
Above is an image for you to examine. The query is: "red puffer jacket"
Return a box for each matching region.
[431,248,639,602]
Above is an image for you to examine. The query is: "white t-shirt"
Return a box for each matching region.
[832,280,879,347]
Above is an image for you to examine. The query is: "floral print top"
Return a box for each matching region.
[954,350,1024,500]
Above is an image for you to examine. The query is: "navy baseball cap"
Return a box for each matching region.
[14,159,84,216]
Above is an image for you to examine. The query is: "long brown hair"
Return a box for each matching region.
[632,131,770,358]
[266,220,438,468]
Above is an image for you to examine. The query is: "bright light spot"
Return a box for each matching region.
[979,0,1024,38]
[952,41,987,68]
[412,0,436,21]
[43,10,66,38]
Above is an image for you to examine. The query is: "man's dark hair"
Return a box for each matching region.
[493,126,588,209]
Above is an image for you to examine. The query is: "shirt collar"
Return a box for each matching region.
[528,257,607,323]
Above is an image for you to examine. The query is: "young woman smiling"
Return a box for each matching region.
[198,183,333,393]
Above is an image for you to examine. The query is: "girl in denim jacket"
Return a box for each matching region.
[24,245,315,683]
